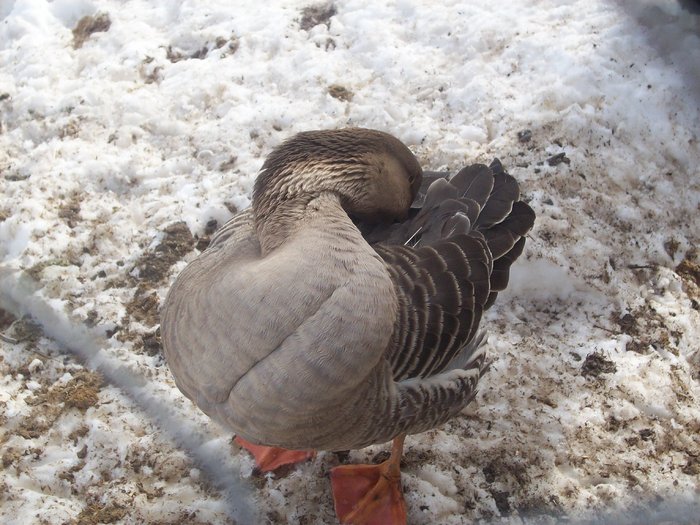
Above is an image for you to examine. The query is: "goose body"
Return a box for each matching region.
[161,128,535,453]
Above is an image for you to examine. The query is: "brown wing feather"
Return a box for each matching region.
[375,233,491,380]
[370,160,535,382]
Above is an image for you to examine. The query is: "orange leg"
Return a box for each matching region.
[234,436,315,472]
[330,435,407,525]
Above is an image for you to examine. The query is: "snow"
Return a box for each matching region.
[1,0,699,524]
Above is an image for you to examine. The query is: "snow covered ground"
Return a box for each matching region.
[1,0,699,523]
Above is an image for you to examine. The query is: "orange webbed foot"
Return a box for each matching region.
[330,436,407,525]
[234,436,315,472]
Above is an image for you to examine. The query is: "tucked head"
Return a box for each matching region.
[253,128,423,223]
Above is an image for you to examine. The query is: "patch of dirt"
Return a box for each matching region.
[72,13,112,49]
[517,129,533,143]
[4,172,29,181]
[2,447,21,468]
[682,456,700,475]
[195,219,219,252]
[8,316,42,344]
[478,456,536,517]
[166,45,207,63]
[516,495,565,520]
[126,440,191,482]
[613,304,679,356]
[17,371,102,439]
[141,328,162,356]
[58,195,82,228]
[58,459,86,483]
[300,2,337,31]
[0,307,16,331]
[58,370,103,410]
[328,84,353,101]
[676,254,700,284]
[131,222,194,284]
[75,503,127,525]
[25,257,76,281]
[121,221,192,339]
[614,312,638,335]
[219,156,237,171]
[664,238,680,259]
[638,428,655,441]
[215,34,240,57]
[625,339,651,354]
[490,490,511,516]
[126,287,160,328]
[139,56,163,84]
[482,457,530,487]
[581,351,617,378]
[59,119,82,139]
[68,424,90,445]
[676,253,700,304]
[17,401,61,439]
[150,512,223,525]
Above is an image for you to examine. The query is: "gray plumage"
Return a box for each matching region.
[161,128,535,451]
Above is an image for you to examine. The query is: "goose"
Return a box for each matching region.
[161,128,535,524]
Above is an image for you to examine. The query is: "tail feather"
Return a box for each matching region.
[450,164,494,206]
[475,171,520,227]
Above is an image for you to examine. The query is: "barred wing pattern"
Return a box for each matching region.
[372,160,535,384]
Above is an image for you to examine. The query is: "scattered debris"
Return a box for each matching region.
[17,370,103,439]
[615,312,638,335]
[676,256,700,286]
[60,371,103,410]
[517,129,532,143]
[140,56,163,84]
[166,45,208,63]
[625,339,651,354]
[219,156,237,171]
[75,503,127,525]
[4,171,30,181]
[195,219,219,252]
[682,456,700,476]
[0,332,18,344]
[7,316,42,344]
[126,287,160,327]
[546,152,570,166]
[0,307,17,337]
[491,490,511,515]
[300,2,337,31]
[581,351,617,378]
[638,428,654,442]
[73,13,112,49]
[664,238,680,259]
[141,328,162,356]
[58,196,82,228]
[224,201,239,215]
[217,34,240,56]
[165,36,237,63]
[131,222,194,284]
[328,84,353,101]
[24,257,74,281]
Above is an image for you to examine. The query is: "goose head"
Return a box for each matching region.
[252,128,423,228]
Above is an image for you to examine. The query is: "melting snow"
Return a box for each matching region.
[1,0,698,523]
